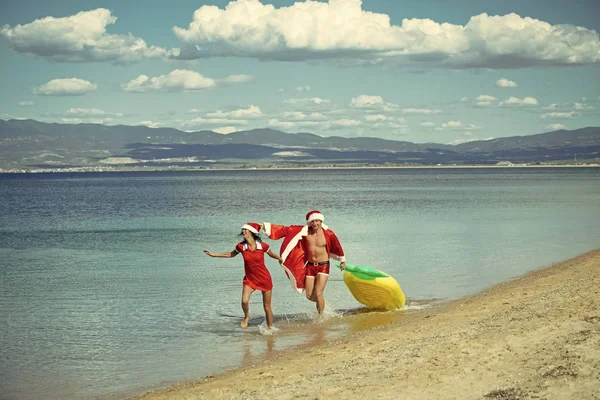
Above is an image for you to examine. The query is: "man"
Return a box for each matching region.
[261,210,346,314]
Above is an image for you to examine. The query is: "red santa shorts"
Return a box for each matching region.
[305,261,330,277]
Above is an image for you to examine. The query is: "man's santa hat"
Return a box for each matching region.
[306,210,324,224]
[241,222,260,234]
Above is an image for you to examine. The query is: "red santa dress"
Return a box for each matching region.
[262,223,345,293]
[235,241,273,292]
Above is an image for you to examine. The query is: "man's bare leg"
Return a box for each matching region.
[314,273,329,314]
[262,289,274,328]
[305,276,316,303]
[240,285,255,328]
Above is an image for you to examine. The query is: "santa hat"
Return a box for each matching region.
[306,210,324,224]
[241,222,260,234]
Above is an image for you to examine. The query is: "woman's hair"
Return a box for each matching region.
[239,230,262,243]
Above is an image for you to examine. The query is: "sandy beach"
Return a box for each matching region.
[136,249,600,400]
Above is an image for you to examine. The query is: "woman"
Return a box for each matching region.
[204,222,282,329]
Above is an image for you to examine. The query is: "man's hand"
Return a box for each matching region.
[340,262,347,271]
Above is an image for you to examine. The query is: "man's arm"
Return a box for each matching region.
[261,222,290,240]
[327,230,346,267]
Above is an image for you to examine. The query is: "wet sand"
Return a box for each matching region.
[135,249,600,400]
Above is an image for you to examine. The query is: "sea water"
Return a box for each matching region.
[1,167,599,399]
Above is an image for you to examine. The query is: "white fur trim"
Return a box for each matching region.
[280,263,304,293]
[263,222,271,236]
[281,225,308,262]
[242,224,259,234]
[306,212,324,223]
[242,242,263,251]
[330,253,345,262]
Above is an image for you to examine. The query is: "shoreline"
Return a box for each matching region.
[134,249,600,400]
[2,163,599,174]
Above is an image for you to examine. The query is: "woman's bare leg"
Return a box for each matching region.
[262,290,274,328]
[240,285,255,328]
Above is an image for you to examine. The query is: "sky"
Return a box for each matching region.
[1,0,599,144]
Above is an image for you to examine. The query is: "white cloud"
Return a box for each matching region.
[65,108,123,117]
[122,70,216,92]
[546,123,566,130]
[499,96,538,106]
[18,100,34,106]
[206,105,262,118]
[0,113,22,120]
[442,121,463,128]
[448,137,491,145]
[476,94,497,106]
[267,119,326,130]
[460,97,469,103]
[348,95,400,111]
[179,117,249,130]
[388,122,408,130]
[542,102,593,112]
[283,97,331,107]
[139,120,162,128]
[172,1,600,68]
[331,118,361,127]
[574,102,593,111]
[350,95,385,108]
[496,78,517,87]
[436,121,481,131]
[212,126,238,134]
[540,111,580,119]
[0,9,171,63]
[364,114,393,122]
[296,85,311,92]
[401,108,441,114]
[33,78,97,96]
[542,103,558,110]
[61,117,113,124]
[282,111,326,120]
[267,119,298,130]
[219,74,254,84]
[420,122,436,127]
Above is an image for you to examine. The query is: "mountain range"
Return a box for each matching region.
[1,119,599,170]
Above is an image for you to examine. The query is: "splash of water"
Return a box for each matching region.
[258,320,280,336]
[313,300,344,322]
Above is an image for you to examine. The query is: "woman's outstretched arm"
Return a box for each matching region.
[266,249,283,264]
[203,249,238,258]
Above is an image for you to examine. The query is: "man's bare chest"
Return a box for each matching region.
[305,231,327,247]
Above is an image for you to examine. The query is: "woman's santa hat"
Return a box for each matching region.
[241,222,260,234]
[306,210,324,224]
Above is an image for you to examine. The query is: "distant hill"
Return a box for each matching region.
[0,119,599,170]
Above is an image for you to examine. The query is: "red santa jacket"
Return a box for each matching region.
[263,222,345,293]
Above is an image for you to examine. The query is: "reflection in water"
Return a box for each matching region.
[235,303,420,368]
[345,308,408,333]
[241,335,276,367]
